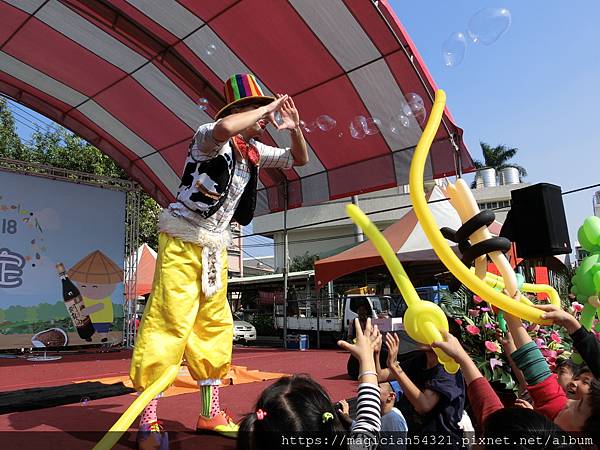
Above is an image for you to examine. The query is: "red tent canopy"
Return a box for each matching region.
[125,243,157,300]
[0,0,473,211]
[314,186,463,287]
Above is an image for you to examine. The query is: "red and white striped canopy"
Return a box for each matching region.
[0,0,473,214]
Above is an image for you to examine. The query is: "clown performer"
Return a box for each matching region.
[68,250,123,343]
[131,73,308,446]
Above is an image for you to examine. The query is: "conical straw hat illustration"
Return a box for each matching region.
[67,250,123,284]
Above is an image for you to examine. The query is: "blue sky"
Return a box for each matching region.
[392,0,600,251]
[8,1,600,261]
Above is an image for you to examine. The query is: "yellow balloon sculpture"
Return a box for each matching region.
[408,89,552,325]
[94,365,179,450]
[346,204,459,373]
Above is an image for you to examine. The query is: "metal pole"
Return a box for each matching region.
[351,195,365,242]
[283,181,288,350]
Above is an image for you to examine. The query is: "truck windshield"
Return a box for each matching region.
[371,297,391,316]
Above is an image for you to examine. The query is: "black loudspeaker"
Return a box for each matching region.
[503,183,571,259]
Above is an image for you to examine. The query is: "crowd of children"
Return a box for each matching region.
[233,299,600,450]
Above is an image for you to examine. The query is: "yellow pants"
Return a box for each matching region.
[130,233,233,391]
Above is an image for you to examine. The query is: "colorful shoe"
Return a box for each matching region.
[196,410,239,438]
[136,421,169,450]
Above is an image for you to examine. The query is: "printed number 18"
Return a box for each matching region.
[1,219,17,234]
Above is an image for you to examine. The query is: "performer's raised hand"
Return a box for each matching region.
[261,94,289,128]
[276,94,300,130]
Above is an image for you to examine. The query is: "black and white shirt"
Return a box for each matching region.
[169,122,294,233]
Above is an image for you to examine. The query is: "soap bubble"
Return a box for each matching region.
[467,8,511,45]
[197,98,209,111]
[300,120,318,133]
[349,116,367,140]
[442,32,467,67]
[389,114,410,135]
[204,44,217,56]
[402,93,427,125]
[363,117,382,135]
[274,111,284,127]
[316,115,337,131]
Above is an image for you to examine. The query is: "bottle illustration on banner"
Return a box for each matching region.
[67,251,123,344]
[56,262,95,341]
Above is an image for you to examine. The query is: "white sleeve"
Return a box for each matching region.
[189,122,226,161]
[254,140,294,169]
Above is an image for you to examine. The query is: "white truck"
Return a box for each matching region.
[274,287,397,343]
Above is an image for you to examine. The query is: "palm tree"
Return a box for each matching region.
[471,142,527,187]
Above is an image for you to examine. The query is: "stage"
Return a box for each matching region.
[0,345,357,449]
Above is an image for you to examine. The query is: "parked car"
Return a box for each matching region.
[233,314,257,343]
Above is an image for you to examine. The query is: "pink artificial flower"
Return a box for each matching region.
[571,302,584,313]
[490,357,504,371]
[468,309,481,317]
[480,307,491,312]
[473,295,483,304]
[466,325,481,335]
[454,318,463,326]
[485,341,499,353]
[484,323,494,329]
[541,348,557,359]
[550,332,561,344]
[534,338,545,348]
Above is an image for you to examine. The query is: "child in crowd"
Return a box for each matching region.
[337,381,408,450]
[434,299,600,446]
[376,325,466,449]
[237,318,381,450]
[556,359,578,393]
[565,365,594,400]
[431,332,583,450]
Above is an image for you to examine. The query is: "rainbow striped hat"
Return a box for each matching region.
[215,73,275,119]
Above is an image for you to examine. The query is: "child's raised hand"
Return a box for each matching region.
[535,304,581,334]
[431,331,468,362]
[338,318,380,363]
[385,332,400,366]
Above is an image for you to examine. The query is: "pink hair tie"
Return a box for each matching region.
[256,409,267,420]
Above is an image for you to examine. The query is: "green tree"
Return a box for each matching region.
[289,251,319,272]
[472,141,527,177]
[0,99,160,249]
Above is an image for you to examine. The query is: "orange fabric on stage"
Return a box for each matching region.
[76,365,285,398]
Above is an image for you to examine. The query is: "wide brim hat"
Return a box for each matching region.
[215,74,275,120]
[67,250,123,284]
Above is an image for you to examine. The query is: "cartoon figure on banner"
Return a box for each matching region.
[571,216,600,332]
[68,250,123,343]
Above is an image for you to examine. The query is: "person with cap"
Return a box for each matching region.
[131,73,308,448]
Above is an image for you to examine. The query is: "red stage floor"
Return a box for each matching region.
[0,346,357,449]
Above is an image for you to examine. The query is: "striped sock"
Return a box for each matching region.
[139,397,158,427]
[200,385,220,418]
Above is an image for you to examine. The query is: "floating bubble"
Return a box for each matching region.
[363,117,382,135]
[300,120,318,133]
[467,8,511,46]
[389,114,410,135]
[274,111,284,127]
[349,116,367,140]
[80,397,90,406]
[197,98,209,111]
[402,93,427,125]
[204,43,217,56]
[316,115,337,131]
[442,32,467,67]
